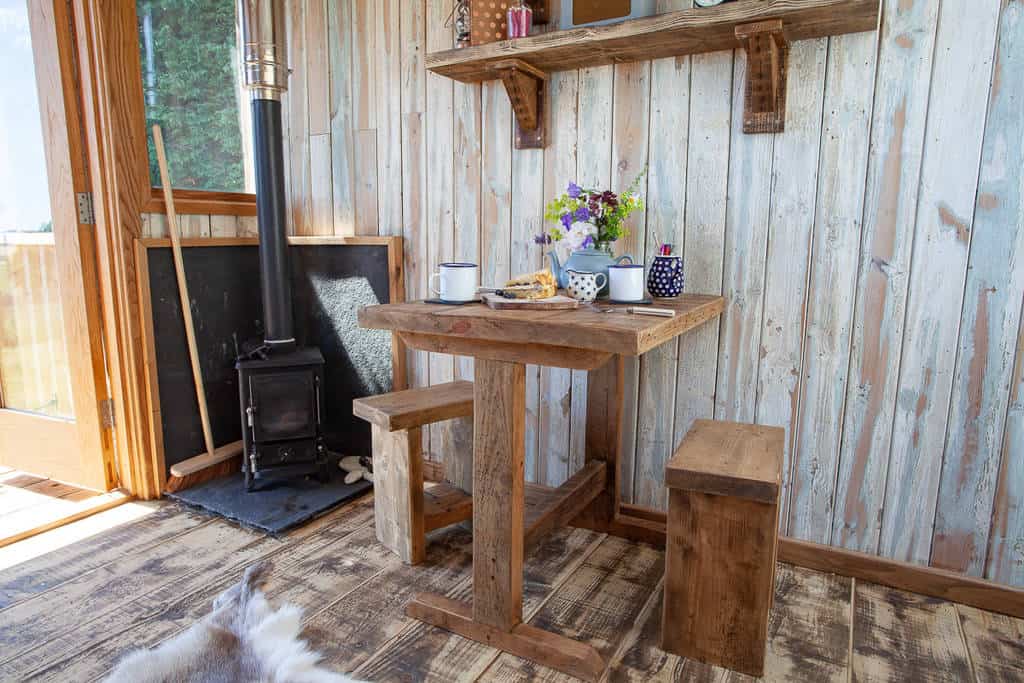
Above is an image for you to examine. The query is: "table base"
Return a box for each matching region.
[406,593,606,682]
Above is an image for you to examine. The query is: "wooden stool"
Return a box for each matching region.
[661,419,784,678]
[353,381,474,564]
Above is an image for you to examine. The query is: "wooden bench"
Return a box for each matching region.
[661,419,784,678]
[353,381,474,564]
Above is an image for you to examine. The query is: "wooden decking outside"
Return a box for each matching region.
[0,467,102,545]
[0,493,1021,682]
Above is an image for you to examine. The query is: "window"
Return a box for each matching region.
[137,0,253,194]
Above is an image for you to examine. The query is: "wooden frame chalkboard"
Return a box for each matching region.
[135,236,406,488]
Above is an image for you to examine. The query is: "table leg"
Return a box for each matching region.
[406,357,606,681]
[572,354,623,529]
[471,358,524,629]
[571,354,667,545]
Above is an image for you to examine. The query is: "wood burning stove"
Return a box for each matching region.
[236,0,328,490]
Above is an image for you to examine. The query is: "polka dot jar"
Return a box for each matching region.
[647,255,683,298]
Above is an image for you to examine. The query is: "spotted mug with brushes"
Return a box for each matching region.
[647,255,683,298]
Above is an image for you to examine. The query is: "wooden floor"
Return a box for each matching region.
[0,494,1021,682]
[0,467,100,543]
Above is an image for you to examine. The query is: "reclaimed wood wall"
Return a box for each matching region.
[159,0,1024,587]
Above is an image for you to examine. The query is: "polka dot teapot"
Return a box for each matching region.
[565,269,607,303]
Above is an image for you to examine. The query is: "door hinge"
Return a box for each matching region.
[77,192,95,224]
[100,398,115,429]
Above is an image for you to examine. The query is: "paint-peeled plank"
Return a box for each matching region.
[851,582,974,682]
[605,588,725,682]
[672,50,732,453]
[310,134,334,234]
[987,310,1024,587]
[755,37,826,534]
[0,502,205,609]
[328,0,355,234]
[715,49,773,424]
[634,50,689,510]
[209,214,240,237]
[510,142,545,483]
[788,31,877,544]
[399,0,428,398]
[612,60,652,501]
[375,0,403,236]
[932,0,1024,577]
[305,527,474,674]
[285,0,312,236]
[572,63,614,482]
[425,0,456,460]
[833,0,940,555]
[880,0,1002,566]
[957,603,1024,682]
[537,69,579,486]
[756,565,852,682]
[454,79,483,381]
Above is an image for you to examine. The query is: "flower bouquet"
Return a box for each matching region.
[536,173,645,253]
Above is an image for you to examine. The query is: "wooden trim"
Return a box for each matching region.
[143,189,257,217]
[0,490,132,549]
[588,506,1024,619]
[72,0,161,500]
[136,236,407,487]
[776,538,1024,620]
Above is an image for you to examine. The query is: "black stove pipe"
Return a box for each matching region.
[251,99,294,350]
[238,0,295,351]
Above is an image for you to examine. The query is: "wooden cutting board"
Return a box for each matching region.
[483,293,580,310]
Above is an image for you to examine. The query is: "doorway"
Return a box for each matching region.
[0,0,117,540]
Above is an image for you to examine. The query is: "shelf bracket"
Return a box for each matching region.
[735,20,789,134]
[491,59,548,149]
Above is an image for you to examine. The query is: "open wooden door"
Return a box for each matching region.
[0,0,114,491]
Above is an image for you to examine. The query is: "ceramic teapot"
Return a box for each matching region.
[548,247,633,293]
[565,269,607,303]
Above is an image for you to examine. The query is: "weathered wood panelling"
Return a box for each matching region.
[170,0,1023,586]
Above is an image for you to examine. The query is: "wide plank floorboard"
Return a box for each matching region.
[0,498,1018,682]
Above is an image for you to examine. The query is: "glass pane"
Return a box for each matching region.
[0,0,74,418]
[137,0,251,193]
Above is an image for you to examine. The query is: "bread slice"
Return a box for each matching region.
[505,269,557,299]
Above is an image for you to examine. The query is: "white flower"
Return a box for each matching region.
[561,221,598,251]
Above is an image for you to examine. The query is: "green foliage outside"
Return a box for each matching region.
[138,0,245,192]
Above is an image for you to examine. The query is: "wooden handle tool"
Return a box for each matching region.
[152,124,216,460]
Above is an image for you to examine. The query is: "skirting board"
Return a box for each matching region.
[601,506,1024,620]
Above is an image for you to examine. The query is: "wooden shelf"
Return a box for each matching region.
[426,0,879,143]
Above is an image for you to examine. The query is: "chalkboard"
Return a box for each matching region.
[142,241,399,473]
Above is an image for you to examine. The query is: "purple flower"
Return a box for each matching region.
[567,182,582,199]
[574,206,590,222]
[581,234,596,249]
[534,233,552,245]
[560,213,573,229]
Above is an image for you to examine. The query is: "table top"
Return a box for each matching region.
[358,294,725,355]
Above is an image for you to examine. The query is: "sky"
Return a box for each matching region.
[0,0,54,234]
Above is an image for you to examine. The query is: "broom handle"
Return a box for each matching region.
[152,125,216,459]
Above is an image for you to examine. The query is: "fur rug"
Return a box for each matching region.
[105,562,357,683]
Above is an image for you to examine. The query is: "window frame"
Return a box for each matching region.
[131,1,257,217]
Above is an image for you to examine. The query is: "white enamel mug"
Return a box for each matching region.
[429,262,479,302]
[608,264,646,302]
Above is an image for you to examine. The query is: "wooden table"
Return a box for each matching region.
[358,294,725,681]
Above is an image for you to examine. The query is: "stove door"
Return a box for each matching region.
[248,370,318,443]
